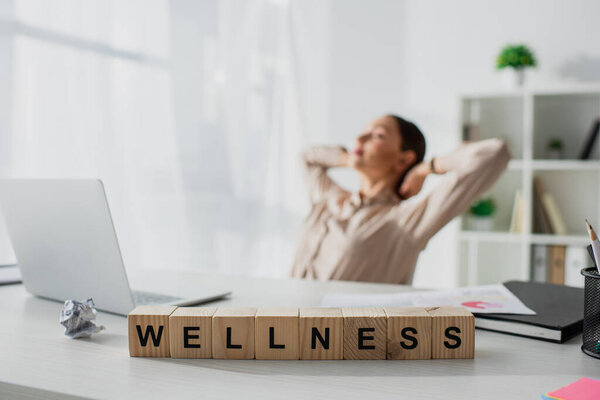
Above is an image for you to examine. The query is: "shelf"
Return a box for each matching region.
[458,239,524,285]
[529,234,589,246]
[462,97,524,158]
[533,170,598,235]
[460,231,590,247]
[531,160,600,170]
[507,160,523,170]
[458,88,600,286]
[459,231,522,243]
[461,84,600,99]
[461,169,522,232]
[505,160,600,171]
[534,94,600,160]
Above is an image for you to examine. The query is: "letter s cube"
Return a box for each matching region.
[427,306,474,359]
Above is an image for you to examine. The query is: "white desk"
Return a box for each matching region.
[0,270,597,400]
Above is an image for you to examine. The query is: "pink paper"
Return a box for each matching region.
[547,377,600,400]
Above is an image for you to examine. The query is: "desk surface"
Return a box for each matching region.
[1,270,597,400]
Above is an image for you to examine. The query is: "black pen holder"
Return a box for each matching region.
[582,267,600,359]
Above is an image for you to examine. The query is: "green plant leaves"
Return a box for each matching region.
[470,198,496,216]
[496,44,537,69]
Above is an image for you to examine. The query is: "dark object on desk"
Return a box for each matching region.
[579,117,600,160]
[581,267,600,359]
[474,280,583,343]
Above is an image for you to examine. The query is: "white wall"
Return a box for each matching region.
[327,0,406,144]
[324,0,406,191]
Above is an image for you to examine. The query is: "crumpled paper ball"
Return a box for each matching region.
[59,298,105,338]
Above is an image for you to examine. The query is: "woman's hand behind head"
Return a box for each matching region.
[398,161,430,200]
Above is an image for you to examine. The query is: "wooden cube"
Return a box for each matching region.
[128,305,177,357]
[255,307,299,360]
[342,308,386,360]
[212,308,257,359]
[384,307,432,360]
[428,306,475,359]
[299,308,343,360]
[169,307,217,359]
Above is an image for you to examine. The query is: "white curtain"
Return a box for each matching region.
[174,0,332,276]
[1,0,332,277]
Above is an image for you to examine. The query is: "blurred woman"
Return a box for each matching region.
[291,114,509,284]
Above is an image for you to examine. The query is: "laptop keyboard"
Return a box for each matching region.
[132,290,184,306]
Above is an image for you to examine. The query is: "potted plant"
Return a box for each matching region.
[469,197,496,231]
[546,138,564,159]
[496,44,537,87]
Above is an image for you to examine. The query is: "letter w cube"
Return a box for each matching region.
[128,306,177,357]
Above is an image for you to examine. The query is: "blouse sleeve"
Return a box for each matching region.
[300,146,347,204]
[408,138,511,245]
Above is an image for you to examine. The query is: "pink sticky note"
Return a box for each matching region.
[547,377,600,400]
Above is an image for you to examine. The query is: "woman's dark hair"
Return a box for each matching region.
[389,114,426,198]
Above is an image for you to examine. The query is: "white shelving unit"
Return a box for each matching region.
[458,84,600,286]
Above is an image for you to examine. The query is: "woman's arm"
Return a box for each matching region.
[400,139,509,198]
[400,139,510,243]
[428,140,502,174]
[301,146,349,204]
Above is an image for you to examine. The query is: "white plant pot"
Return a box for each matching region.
[469,216,494,231]
[514,68,525,87]
[546,149,563,160]
[501,68,527,89]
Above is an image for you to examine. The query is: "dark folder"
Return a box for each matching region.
[474,280,583,343]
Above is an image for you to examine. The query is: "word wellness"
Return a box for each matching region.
[128,306,474,360]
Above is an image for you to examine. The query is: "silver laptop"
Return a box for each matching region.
[0,179,230,315]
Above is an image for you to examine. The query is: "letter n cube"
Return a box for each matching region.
[299,308,343,360]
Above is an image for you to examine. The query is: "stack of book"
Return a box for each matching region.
[527,176,585,287]
[508,177,568,235]
[532,176,567,235]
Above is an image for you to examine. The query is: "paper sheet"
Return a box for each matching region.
[321,283,536,315]
[546,377,600,400]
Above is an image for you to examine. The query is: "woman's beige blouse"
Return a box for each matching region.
[290,139,510,284]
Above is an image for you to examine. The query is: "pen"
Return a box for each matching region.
[585,219,600,273]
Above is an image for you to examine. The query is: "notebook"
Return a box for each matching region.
[474,281,583,343]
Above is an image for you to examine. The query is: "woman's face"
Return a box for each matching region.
[349,115,410,178]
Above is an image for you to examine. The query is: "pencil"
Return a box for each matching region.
[585,219,600,273]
